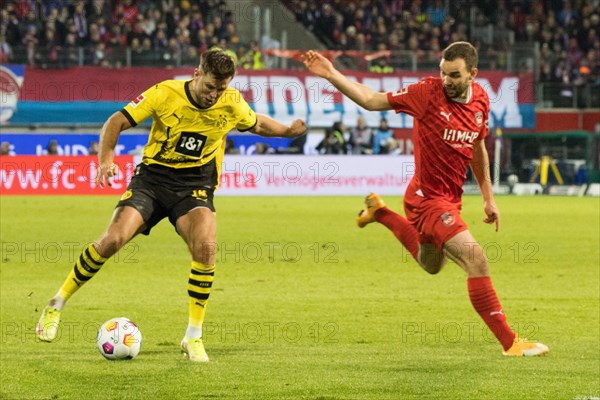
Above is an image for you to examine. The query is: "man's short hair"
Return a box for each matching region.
[442,42,479,71]
[200,48,236,80]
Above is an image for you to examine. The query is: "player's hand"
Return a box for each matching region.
[95,162,119,188]
[303,50,334,79]
[287,119,307,137]
[483,201,500,232]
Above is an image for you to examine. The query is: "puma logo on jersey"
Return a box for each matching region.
[440,109,452,121]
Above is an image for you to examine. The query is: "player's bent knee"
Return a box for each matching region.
[424,264,443,275]
[418,245,446,274]
[419,258,445,274]
[466,256,489,277]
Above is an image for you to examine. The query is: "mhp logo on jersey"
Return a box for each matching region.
[130,94,145,108]
[442,129,480,147]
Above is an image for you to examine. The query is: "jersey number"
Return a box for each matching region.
[175,132,208,159]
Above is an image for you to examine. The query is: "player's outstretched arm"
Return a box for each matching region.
[470,139,500,231]
[96,111,132,188]
[249,114,306,138]
[303,50,392,111]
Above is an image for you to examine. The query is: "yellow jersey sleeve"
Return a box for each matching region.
[235,99,258,132]
[121,84,162,126]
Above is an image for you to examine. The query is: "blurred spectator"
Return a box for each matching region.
[287,134,307,155]
[91,42,107,66]
[426,0,448,27]
[181,45,199,66]
[316,122,347,155]
[46,140,59,155]
[164,37,182,67]
[386,138,403,156]
[255,142,272,155]
[122,0,140,26]
[348,116,373,155]
[4,9,21,48]
[73,1,88,42]
[225,138,239,154]
[557,1,578,26]
[213,39,237,65]
[89,140,99,156]
[369,57,394,73]
[61,32,80,67]
[373,118,394,155]
[0,141,12,156]
[0,34,13,63]
[276,134,307,155]
[130,37,145,65]
[239,40,265,69]
[22,25,39,66]
[41,27,60,67]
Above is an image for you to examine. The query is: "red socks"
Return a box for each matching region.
[374,208,419,260]
[468,276,516,350]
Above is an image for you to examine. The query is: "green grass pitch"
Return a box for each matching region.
[1,195,599,400]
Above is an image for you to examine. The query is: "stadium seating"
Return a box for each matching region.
[2,1,597,82]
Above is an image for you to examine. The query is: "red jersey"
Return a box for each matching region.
[387,77,489,203]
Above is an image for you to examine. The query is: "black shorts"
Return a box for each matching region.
[117,161,217,235]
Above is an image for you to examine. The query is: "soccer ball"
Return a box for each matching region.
[507,174,519,186]
[96,317,142,360]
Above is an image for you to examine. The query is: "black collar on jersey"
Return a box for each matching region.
[185,80,207,109]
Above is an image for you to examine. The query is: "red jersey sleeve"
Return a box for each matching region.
[475,85,490,141]
[386,78,435,119]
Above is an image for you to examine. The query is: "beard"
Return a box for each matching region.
[443,81,470,99]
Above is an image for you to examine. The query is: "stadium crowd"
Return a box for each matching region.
[1,0,599,85]
[285,0,600,84]
[0,0,266,68]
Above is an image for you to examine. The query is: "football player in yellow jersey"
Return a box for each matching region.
[35,48,306,362]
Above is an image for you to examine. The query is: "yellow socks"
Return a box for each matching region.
[55,244,107,307]
[186,261,215,338]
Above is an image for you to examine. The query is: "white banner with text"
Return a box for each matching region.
[218,155,415,196]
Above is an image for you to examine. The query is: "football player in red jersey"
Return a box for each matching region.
[304,42,548,356]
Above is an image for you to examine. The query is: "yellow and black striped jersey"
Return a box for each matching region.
[121,80,257,170]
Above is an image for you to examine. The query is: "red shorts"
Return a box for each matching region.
[403,188,468,250]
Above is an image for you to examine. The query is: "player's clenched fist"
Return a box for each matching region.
[287,119,307,137]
